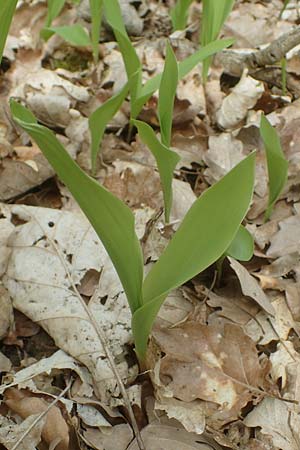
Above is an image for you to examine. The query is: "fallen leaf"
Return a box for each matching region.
[0,413,44,450]
[244,398,300,450]
[2,204,137,403]
[228,257,275,315]
[11,68,89,128]
[267,214,300,258]
[82,423,133,450]
[5,388,69,450]
[203,133,245,184]
[216,71,264,130]
[128,424,223,450]
[151,321,268,427]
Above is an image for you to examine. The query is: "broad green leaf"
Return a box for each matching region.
[133,152,256,359]
[260,115,288,221]
[201,0,235,82]
[42,25,91,46]
[0,0,18,63]
[45,0,66,27]
[89,0,103,63]
[158,42,178,148]
[89,82,129,173]
[10,101,143,313]
[171,0,193,31]
[225,225,254,261]
[135,38,234,114]
[132,120,180,223]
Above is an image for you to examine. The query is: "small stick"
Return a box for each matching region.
[10,378,72,450]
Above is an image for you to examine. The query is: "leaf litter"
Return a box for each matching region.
[1,1,300,449]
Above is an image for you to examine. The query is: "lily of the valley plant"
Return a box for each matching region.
[11,100,256,360]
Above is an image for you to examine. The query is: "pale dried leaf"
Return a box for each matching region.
[228,257,275,315]
[2,204,136,403]
[12,69,89,128]
[0,350,91,394]
[244,398,300,450]
[267,215,300,258]
[204,133,245,184]
[0,414,44,450]
[77,404,111,428]
[216,72,264,129]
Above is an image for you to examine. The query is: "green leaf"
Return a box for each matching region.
[201,0,235,82]
[104,0,142,115]
[45,0,66,27]
[89,0,103,63]
[260,114,288,221]
[42,24,91,46]
[171,0,194,31]
[158,42,178,148]
[10,100,144,313]
[225,225,254,261]
[132,120,180,223]
[0,0,18,63]
[89,82,129,173]
[133,152,256,359]
[103,0,127,35]
[135,38,234,114]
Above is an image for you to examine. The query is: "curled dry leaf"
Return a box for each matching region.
[228,257,275,315]
[244,398,300,450]
[0,350,92,395]
[216,71,264,130]
[11,69,89,128]
[2,204,137,403]
[151,321,268,428]
[0,413,45,450]
[4,388,69,450]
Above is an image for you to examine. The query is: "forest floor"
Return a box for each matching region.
[1,0,300,449]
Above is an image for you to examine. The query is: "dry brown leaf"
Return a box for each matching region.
[128,424,223,450]
[151,321,268,426]
[244,398,300,450]
[82,423,133,450]
[4,388,69,450]
[228,257,275,315]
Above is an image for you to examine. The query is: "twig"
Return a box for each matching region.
[10,378,72,450]
[218,26,300,77]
